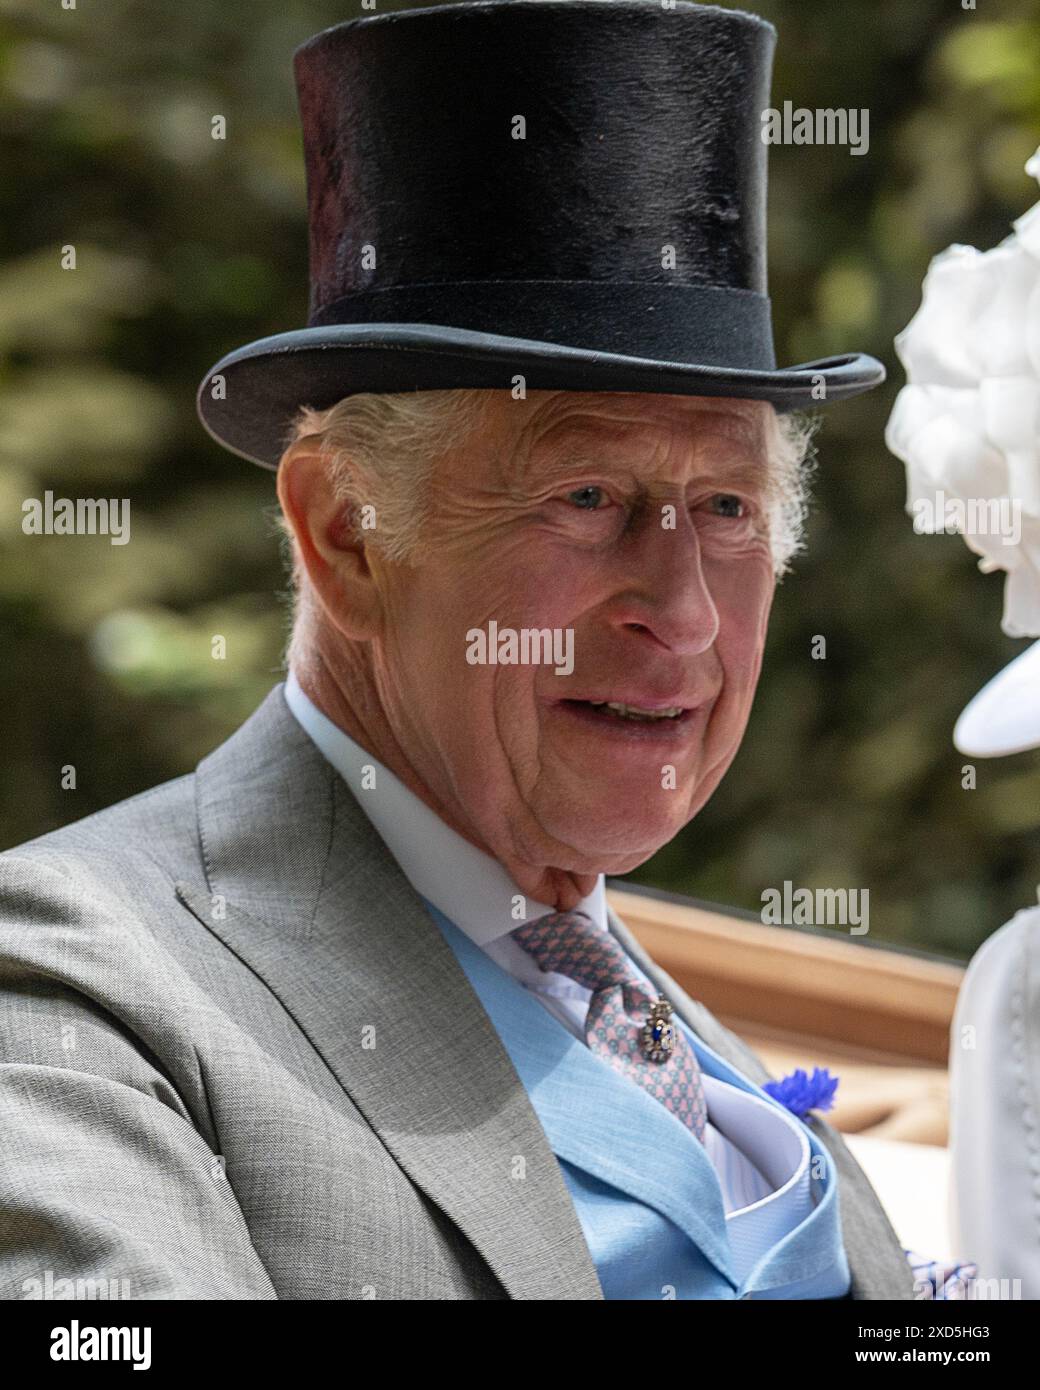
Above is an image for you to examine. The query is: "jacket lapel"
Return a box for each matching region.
[427,902,737,1286]
[605,901,918,1300]
[177,684,603,1300]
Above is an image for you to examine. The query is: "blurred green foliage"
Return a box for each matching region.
[2,0,1039,960]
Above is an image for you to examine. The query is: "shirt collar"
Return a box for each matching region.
[283,670,607,946]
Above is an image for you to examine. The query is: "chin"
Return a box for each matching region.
[540,811,688,875]
[544,775,699,846]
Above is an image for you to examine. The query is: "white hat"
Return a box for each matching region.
[887,146,1040,759]
[953,639,1040,757]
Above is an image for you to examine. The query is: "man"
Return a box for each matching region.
[0,2,916,1299]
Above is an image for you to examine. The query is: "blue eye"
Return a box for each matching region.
[711,494,745,518]
[568,486,605,510]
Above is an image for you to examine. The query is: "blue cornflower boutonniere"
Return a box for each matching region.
[763,1066,839,1119]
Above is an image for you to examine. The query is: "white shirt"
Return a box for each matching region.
[283,671,818,1230]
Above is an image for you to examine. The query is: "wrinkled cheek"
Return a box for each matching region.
[717,570,773,670]
[726,650,767,728]
[494,669,544,770]
[711,613,771,739]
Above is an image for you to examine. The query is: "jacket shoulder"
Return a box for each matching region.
[1,772,200,898]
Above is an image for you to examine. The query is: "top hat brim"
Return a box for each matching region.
[197,323,885,470]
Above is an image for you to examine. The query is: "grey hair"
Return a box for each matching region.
[762,406,820,577]
[277,389,495,677]
[277,389,818,673]
[281,389,495,566]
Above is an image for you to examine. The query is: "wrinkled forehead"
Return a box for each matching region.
[487,391,773,484]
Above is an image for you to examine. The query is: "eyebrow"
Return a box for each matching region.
[541,443,771,490]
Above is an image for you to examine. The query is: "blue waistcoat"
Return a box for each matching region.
[424,901,851,1300]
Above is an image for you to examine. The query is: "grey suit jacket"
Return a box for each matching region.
[0,684,915,1300]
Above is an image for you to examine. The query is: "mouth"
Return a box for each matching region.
[564,698,688,723]
[554,696,707,738]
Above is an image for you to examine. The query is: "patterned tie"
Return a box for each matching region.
[512,909,708,1142]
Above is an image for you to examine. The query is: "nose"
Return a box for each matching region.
[606,512,720,655]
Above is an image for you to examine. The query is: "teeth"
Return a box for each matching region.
[594,701,683,721]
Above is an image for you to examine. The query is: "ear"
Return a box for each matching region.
[276,438,383,641]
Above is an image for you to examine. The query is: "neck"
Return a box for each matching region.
[291,642,598,911]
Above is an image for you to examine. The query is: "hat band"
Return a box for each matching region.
[308,279,777,371]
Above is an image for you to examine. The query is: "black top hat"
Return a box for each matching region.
[197,0,884,470]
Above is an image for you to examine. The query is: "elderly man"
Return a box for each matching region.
[0,3,917,1300]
